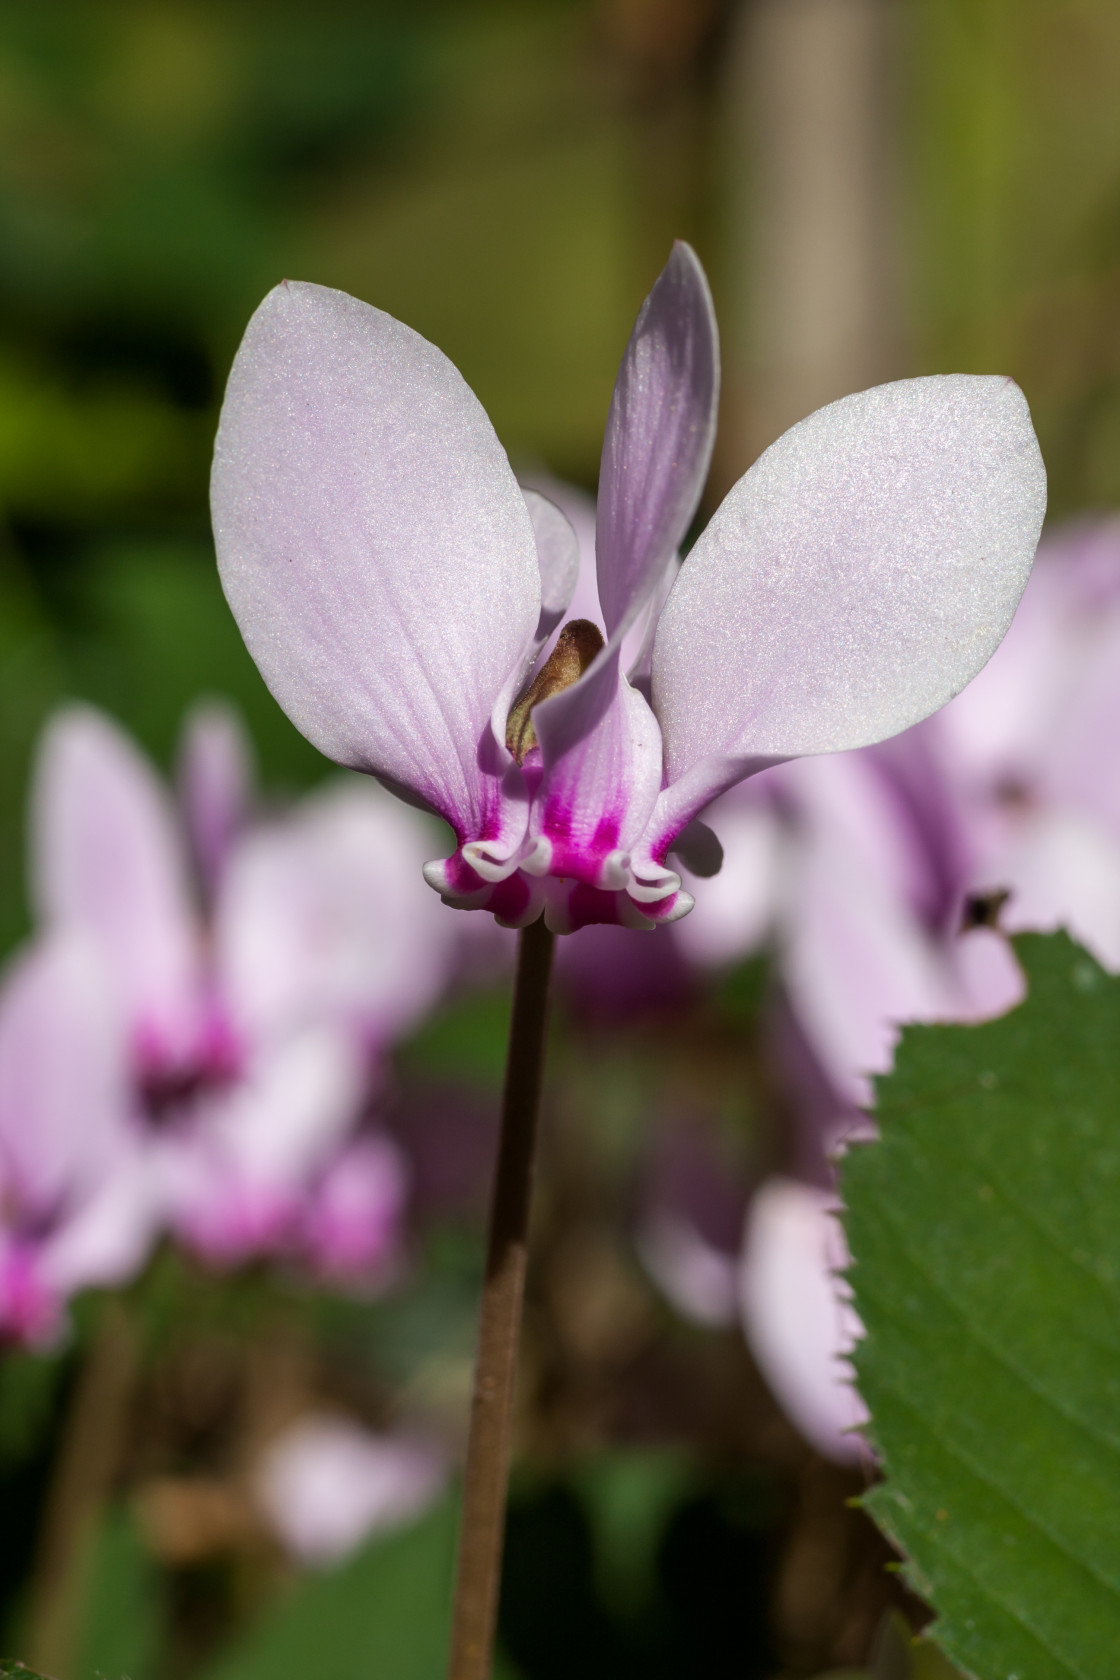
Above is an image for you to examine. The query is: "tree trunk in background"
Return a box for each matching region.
[719,0,899,481]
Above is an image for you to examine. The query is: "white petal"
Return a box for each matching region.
[653,375,1046,787]
[211,281,540,833]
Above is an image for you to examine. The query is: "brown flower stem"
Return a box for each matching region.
[25,1296,138,1678]
[448,915,556,1680]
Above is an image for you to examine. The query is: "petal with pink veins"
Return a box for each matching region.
[597,241,719,638]
[211,280,541,841]
[529,667,670,930]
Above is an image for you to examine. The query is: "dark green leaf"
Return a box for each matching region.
[843,933,1120,1679]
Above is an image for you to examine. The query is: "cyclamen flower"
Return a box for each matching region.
[678,739,1024,1112]
[211,245,1046,933]
[938,518,1120,969]
[0,933,156,1344]
[31,704,454,1270]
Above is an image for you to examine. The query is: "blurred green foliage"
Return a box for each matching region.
[908,0,1120,513]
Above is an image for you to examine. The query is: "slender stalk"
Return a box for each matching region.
[26,1296,138,1678]
[448,915,556,1680]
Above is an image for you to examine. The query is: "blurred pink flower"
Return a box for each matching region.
[0,934,156,1343]
[679,747,1022,1115]
[29,704,456,1272]
[254,1413,445,1566]
[211,248,1044,934]
[940,518,1120,969]
[739,1178,868,1464]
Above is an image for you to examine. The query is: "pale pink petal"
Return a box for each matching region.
[522,489,580,649]
[952,925,1025,1020]
[1040,600,1120,844]
[780,822,958,1107]
[0,933,132,1216]
[982,809,1120,971]
[40,1149,161,1302]
[597,242,719,638]
[639,1213,740,1328]
[178,699,254,892]
[165,1027,365,1262]
[652,376,1046,823]
[254,1415,445,1566]
[739,1179,868,1463]
[32,707,202,1066]
[217,778,455,1049]
[300,1135,408,1282]
[211,280,540,838]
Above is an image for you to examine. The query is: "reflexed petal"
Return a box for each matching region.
[0,933,132,1216]
[211,281,540,834]
[522,489,580,649]
[739,1178,868,1464]
[178,700,254,892]
[32,707,202,1064]
[653,375,1047,813]
[217,779,455,1049]
[529,664,664,910]
[597,242,719,637]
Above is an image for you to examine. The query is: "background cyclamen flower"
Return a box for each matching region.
[0,932,156,1343]
[211,246,1046,936]
[27,702,457,1273]
[254,1413,446,1568]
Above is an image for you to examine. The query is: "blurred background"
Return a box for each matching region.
[0,2,1118,1677]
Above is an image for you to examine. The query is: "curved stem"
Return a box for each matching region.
[448,916,556,1680]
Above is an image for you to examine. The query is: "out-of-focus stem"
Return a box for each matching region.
[26,1297,138,1678]
[448,915,556,1680]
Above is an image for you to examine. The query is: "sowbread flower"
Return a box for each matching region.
[0,932,156,1344]
[211,245,1047,933]
[31,704,455,1270]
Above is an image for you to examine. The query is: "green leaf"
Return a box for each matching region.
[198,1498,523,1680]
[0,1662,53,1680]
[842,933,1120,1680]
[74,1503,163,1680]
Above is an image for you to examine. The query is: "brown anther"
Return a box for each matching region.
[505,619,604,764]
